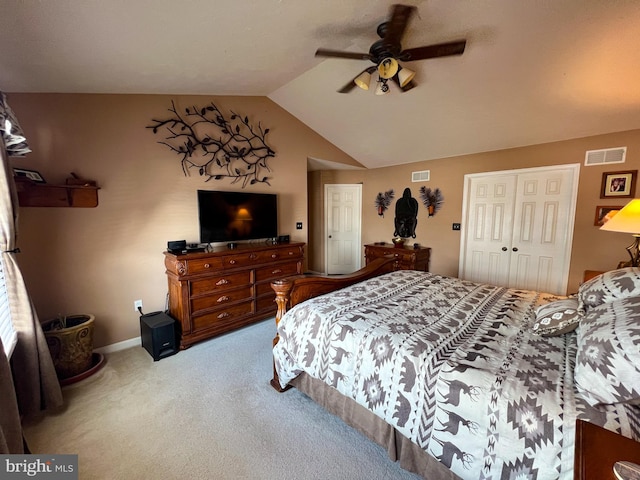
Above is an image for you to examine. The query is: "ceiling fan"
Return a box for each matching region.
[315,4,467,94]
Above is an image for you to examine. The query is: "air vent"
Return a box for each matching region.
[412,170,430,182]
[584,146,626,166]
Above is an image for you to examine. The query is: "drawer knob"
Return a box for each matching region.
[271,254,277,258]
[249,253,257,260]
[217,295,230,303]
[229,259,236,265]
[288,251,294,255]
[217,312,230,319]
[216,279,230,286]
[204,263,211,268]
[272,269,283,274]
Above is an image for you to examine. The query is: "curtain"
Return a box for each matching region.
[0,93,62,453]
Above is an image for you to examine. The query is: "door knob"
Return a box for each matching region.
[502,247,507,251]
[328,235,332,238]
[512,247,519,252]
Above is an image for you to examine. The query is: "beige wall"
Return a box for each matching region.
[313,129,640,294]
[8,93,357,348]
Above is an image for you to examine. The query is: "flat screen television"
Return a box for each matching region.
[198,190,278,244]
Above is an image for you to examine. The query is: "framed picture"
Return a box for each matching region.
[594,205,623,226]
[13,168,46,183]
[600,170,637,198]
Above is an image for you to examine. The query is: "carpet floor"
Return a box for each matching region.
[23,318,421,479]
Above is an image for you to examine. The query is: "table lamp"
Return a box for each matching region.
[600,199,640,267]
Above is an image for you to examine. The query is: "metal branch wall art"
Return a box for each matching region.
[147,100,275,187]
[419,186,444,216]
[375,189,394,216]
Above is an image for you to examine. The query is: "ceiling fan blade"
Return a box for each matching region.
[337,66,376,93]
[399,40,467,62]
[315,48,372,61]
[338,81,358,94]
[382,4,416,47]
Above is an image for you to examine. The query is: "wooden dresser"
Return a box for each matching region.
[574,419,640,479]
[164,242,304,348]
[364,243,430,271]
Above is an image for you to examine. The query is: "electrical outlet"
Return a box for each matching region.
[134,299,143,312]
[296,222,302,230]
[452,223,461,231]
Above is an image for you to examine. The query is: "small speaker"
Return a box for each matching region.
[167,240,186,254]
[140,311,179,361]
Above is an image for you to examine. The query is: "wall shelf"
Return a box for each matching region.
[15,178,100,208]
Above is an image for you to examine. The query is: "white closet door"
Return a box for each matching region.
[461,173,517,286]
[460,164,579,295]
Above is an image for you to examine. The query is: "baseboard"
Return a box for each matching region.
[95,336,141,354]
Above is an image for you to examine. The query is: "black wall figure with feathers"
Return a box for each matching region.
[394,187,419,239]
[147,100,275,188]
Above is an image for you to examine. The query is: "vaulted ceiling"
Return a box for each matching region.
[2,0,640,169]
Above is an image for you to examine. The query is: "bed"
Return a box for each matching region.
[270,258,640,480]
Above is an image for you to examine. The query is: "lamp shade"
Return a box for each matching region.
[375,80,390,95]
[397,66,416,88]
[600,199,640,233]
[377,57,399,79]
[354,71,372,90]
[0,91,31,157]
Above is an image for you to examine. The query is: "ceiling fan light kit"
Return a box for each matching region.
[315,4,467,95]
[375,79,390,95]
[397,66,415,88]
[354,70,373,90]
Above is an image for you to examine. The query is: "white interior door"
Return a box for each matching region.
[460,173,518,286]
[460,164,579,294]
[325,184,362,274]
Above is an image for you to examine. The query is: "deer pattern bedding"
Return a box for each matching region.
[273,270,640,480]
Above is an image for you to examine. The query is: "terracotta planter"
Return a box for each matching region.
[42,314,95,380]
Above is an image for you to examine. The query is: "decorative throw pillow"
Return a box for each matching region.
[574,296,640,406]
[531,298,581,336]
[578,267,640,314]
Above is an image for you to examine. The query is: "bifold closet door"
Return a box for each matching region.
[460,165,578,295]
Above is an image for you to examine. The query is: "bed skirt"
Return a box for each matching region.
[290,373,461,480]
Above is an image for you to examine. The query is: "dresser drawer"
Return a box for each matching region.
[255,261,300,282]
[191,300,253,332]
[191,286,253,315]
[266,246,304,262]
[190,271,252,296]
[221,247,303,269]
[256,293,277,314]
[183,257,224,276]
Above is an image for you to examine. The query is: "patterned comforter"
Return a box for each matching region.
[273,270,640,479]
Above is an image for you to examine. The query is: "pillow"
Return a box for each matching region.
[531,298,581,336]
[574,296,640,406]
[578,267,640,314]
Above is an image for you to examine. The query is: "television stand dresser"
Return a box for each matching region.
[164,242,304,348]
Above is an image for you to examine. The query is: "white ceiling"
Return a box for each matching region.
[2,0,640,169]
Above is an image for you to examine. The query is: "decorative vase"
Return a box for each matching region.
[392,237,405,248]
[42,314,95,380]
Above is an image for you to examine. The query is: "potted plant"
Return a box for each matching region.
[41,314,95,380]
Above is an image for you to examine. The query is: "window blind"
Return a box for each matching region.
[0,257,17,358]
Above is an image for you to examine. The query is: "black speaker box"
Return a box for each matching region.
[167,240,187,254]
[140,311,179,361]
